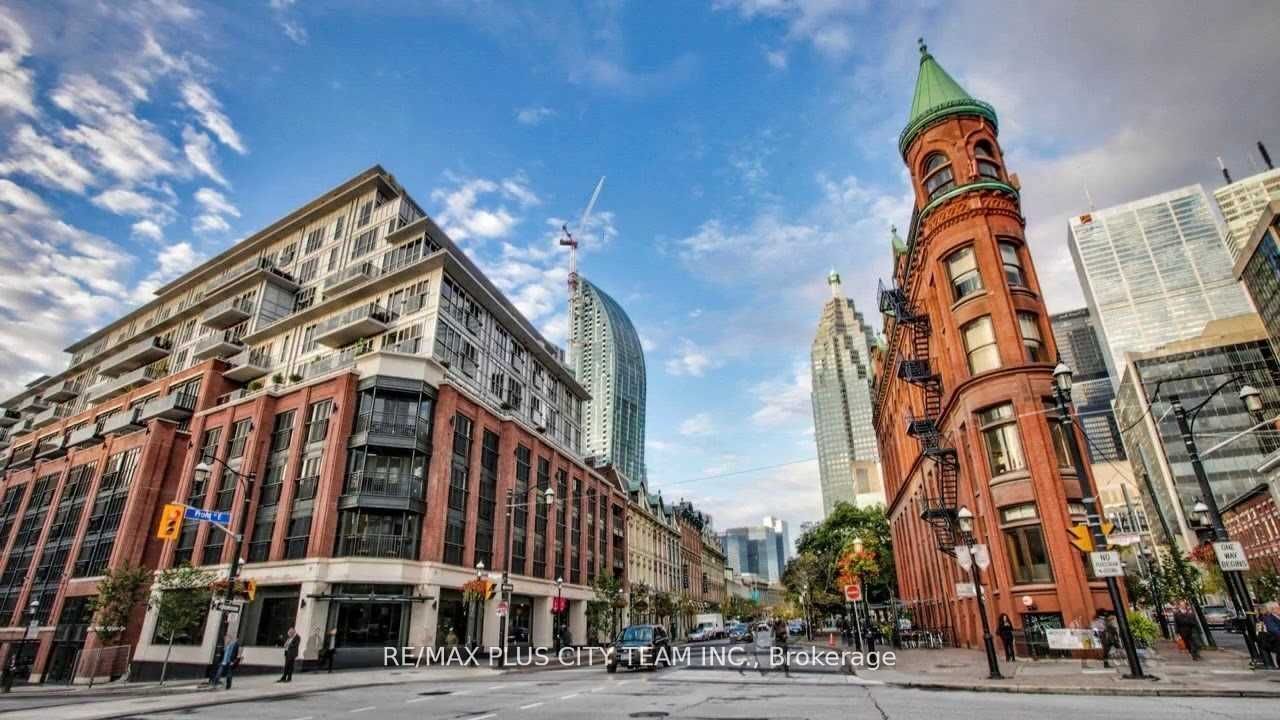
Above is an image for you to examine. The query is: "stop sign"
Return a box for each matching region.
[844,583,862,602]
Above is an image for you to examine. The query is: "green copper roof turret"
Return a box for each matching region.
[890,224,907,256]
[899,39,998,156]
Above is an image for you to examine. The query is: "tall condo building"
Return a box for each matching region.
[1212,153,1280,261]
[572,277,647,486]
[874,42,1118,646]
[0,167,629,683]
[1048,309,1125,462]
[1067,185,1254,384]
[719,516,790,584]
[810,270,884,515]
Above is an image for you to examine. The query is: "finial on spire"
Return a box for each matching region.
[828,267,842,297]
[918,37,928,56]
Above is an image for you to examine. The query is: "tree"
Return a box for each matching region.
[721,594,760,622]
[151,564,215,685]
[1157,548,1205,604]
[788,502,896,616]
[652,591,674,627]
[89,563,152,647]
[587,573,625,643]
[629,581,652,622]
[1248,566,1280,603]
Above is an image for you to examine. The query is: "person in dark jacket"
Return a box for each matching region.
[1173,601,1202,661]
[1258,601,1280,668]
[210,633,240,689]
[772,619,790,675]
[321,628,338,673]
[279,627,301,681]
[997,614,1016,661]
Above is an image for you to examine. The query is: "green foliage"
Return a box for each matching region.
[651,591,674,622]
[1126,610,1158,648]
[1157,549,1205,603]
[151,564,215,644]
[588,573,625,641]
[1248,566,1280,603]
[787,502,895,611]
[721,594,761,621]
[89,563,152,646]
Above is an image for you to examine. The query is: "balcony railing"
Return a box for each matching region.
[138,389,199,423]
[201,296,255,329]
[101,408,143,436]
[296,475,319,501]
[223,348,273,383]
[9,444,35,469]
[34,433,67,459]
[192,330,244,361]
[353,412,430,447]
[44,377,84,403]
[100,336,172,377]
[314,303,395,348]
[336,533,415,559]
[67,424,103,448]
[343,470,424,499]
[85,365,165,403]
[0,409,19,427]
[17,395,47,413]
[206,256,298,295]
[322,261,380,298]
[31,404,71,430]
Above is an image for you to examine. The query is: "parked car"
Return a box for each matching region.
[689,622,722,642]
[1201,605,1236,631]
[788,620,807,636]
[607,624,671,673]
[727,623,753,643]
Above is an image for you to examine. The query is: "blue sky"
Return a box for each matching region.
[2,1,1278,534]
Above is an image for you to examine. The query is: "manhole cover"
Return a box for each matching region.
[418,690,453,696]
[630,713,669,718]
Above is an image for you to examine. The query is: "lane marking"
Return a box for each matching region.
[560,692,580,700]
[520,702,545,709]
[406,697,431,704]
[288,716,314,720]
[617,679,631,685]
[350,707,376,714]
[467,715,496,720]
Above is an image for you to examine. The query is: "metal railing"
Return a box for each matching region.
[353,411,430,444]
[296,475,319,501]
[336,533,415,559]
[343,470,424,499]
[314,302,395,336]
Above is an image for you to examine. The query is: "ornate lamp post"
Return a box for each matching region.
[956,507,1002,679]
[1052,361,1147,679]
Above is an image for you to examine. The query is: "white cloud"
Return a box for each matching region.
[764,47,787,70]
[516,105,555,126]
[0,10,36,117]
[665,338,715,377]
[182,126,228,186]
[193,212,231,234]
[194,187,240,217]
[281,20,308,45]
[0,124,95,194]
[431,173,540,242]
[181,80,246,154]
[750,361,813,428]
[678,412,715,437]
[131,219,163,241]
[713,0,865,60]
[92,187,163,217]
[131,241,204,302]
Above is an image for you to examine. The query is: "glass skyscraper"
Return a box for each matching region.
[1068,184,1254,384]
[1049,308,1125,462]
[573,277,647,486]
[720,517,790,584]
[810,270,883,515]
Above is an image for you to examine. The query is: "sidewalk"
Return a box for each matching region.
[0,664,501,720]
[775,638,1280,697]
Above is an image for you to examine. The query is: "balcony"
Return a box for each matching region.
[192,331,244,361]
[85,365,165,403]
[100,408,144,436]
[16,395,47,413]
[67,424,104,448]
[322,261,379,299]
[205,256,299,296]
[339,471,424,513]
[138,390,199,423]
[351,412,430,450]
[9,444,35,469]
[336,533,415,559]
[34,433,67,460]
[100,337,172,377]
[201,296,255,329]
[314,303,394,348]
[0,409,18,427]
[31,404,71,430]
[44,378,84,403]
[223,348,272,383]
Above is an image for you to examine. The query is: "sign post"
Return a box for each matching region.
[1213,542,1250,572]
[1089,550,1126,578]
[843,584,862,603]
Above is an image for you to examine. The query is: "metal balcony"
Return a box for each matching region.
[9,444,35,469]
[138,390,198,423]
[336,533,415,559]
[100,408,144,436]
[223,348,272,383]
[322,261,379,299]
[314,303,393,348]
[16,395,47,413]
[192,331,244,361]
[85,365,164,403]
[201,296,255,329]
[44,378,84,403]
[34,433,67,459]
[31,404,70,430]
[0,409,18,427]
[350,412,430,450]
[205,256,299,295]
[100,337,172,377]
[67,424,104,448]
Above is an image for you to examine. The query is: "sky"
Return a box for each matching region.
[1,1,1278,538]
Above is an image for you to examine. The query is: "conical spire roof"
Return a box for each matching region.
[889,225,907,256]
[899,39,997,156]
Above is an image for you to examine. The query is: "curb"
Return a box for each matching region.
[894,680,1280,699]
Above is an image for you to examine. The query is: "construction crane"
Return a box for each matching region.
[560,176,605,367]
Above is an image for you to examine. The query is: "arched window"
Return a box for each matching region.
[974,140,1001,180]
[922,153,955,200]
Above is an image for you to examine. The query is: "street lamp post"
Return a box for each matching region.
[1053,362,1148,679]
[1135,458,1214,646]
[852,537,873,651]
[956,507,1002,680]
[470,561,487,659]
[501,485,555,665]
[1167,379,1268,667]
[554,577,564,651]
[194,456,255,678]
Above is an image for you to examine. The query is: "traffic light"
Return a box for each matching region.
[483,580,496,601]
[156,503,183,540]
[245,579,257,601]
[1067,523,1093,553]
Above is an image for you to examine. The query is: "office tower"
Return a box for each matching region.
[719,520,788,584]
[1212,147,1280,261]
[810,269,884,515]
[573,277,647,486]
[1049,308,1125,462]
[1232,200,1280,360]
[763,514,791,568]
[1068,185,1254,383]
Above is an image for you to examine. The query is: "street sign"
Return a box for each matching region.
[184,507,232,524]
[972,544,991,570]
[1089,550,1125,577]
[1046,628,1095,650]
[500,582,514,593]
[843,583,862,602]
[212,601,242,614]
[955,582,977,598]
[1213,541,1250,571]
[497,601,509,617]
[956,548,972,571]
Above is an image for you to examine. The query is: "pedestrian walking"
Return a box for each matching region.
[1173,601,1202,661]
[772,618,790,675]
[210,633,240,689]
[279,627,301,682]
[997,614,1016,661]
[1097,612,1121,668]
[1258,601,1280,668]
[321,628,338,673]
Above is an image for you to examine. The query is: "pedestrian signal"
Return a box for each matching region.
[157,503,183,540]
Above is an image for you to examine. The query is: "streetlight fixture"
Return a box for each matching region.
[1052,360,1148,679]
[194,454,255,679]
[554,577,565,651]
[1239,385,1263,414]
[956,506,1002,679]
